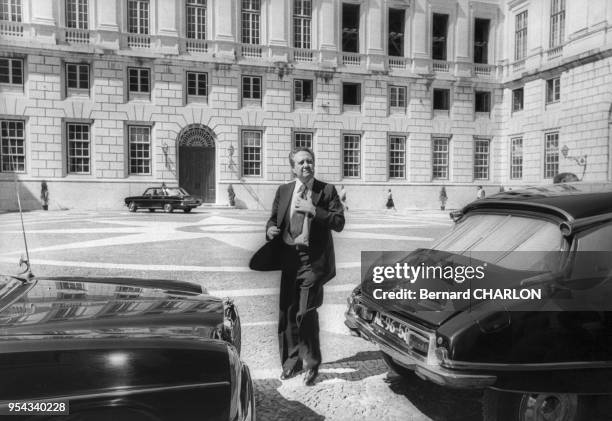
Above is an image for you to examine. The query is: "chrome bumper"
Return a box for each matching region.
[345,308,496,389]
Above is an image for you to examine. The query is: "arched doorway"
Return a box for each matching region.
[178,124,216,203]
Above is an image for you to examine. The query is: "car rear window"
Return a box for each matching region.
[432,213,567,270]
[166,188,186,196]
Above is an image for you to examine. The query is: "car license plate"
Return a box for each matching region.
[374,313,410,344]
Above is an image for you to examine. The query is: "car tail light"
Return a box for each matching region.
[227,347,255,421]
[227,345,241,421]
[434,346,449,364]
[355,303,374,322]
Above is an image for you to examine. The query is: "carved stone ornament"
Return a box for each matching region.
[178,124,216,148]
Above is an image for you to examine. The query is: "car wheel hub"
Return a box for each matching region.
[519,393,577,421]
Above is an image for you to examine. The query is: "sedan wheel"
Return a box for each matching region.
[128,202,137,212]
[483,390,588,421]
[183,208,192,213]
[163,203,173,213]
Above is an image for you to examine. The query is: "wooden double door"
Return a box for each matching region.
[179,146,215,203]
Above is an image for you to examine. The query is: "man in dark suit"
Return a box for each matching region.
[253,147,345,386]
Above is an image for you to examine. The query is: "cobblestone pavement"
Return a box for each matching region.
[0,208,493,420]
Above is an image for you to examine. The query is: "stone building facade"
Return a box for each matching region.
[0,0,611,211]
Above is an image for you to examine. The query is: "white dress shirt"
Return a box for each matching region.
[283,178,314,246]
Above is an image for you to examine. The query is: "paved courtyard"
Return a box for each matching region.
[0,207,486,421]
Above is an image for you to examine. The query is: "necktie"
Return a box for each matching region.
[290,184,307,238]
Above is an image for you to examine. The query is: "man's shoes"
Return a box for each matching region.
[280,365,302,380]
[303,366,319,386]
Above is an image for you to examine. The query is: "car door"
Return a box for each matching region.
[560,222,612,391]
[140,188,155,208]
[152,189,164,208]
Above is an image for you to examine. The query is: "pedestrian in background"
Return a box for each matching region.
[40,181,49,211]
[439,186,447,210]
[386,188,396,210]
[476,186,486,200]
[250,147,345,387]
[339,184,348,211]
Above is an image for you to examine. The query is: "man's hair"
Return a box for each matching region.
[288,147,315,167]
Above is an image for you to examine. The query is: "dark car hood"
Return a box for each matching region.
[0,276,225,341]
[362,249,546,327]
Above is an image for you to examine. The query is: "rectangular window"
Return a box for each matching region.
[187,71,207,97]
[433,88,450,111]
[128,0,149,34]
[186,0,206,40]
[474,18,489,64]
[473,138,490,180]
[342,3,360,53]
[66,63,89,90]
[294,79,313,103]
[128,67,150,94]
[550,0,565,48]
[0,119,25,172]
[389,135,406,178]
[389,85,407,109]
[242,130,262,176]
[512,87,524,112]
[294,131,313,149]
[546,77,560,104]
[0,58,23,85]
[475,91,491,113]
[342,82,361,109]
[432,13,448,60]
[242,75,261,100]
[66,0,88,29]
[128,125,151,175]
[66,123,90,174]
[388,8,405,57]
[241,0,260,45]
[544,132,559,179]
[293,0,311,49]
[343,134,361,177]
[432,137,449,180]
[515,11,528,61]
[510,136,523,179]
[0,0,21,21]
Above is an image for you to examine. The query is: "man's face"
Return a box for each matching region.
[291,151,315,183]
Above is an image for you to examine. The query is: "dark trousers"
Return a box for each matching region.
[278,247,322,372]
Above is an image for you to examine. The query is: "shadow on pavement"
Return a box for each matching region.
[314,351,387,384]
[325,351,483,421]
[385,373,483,421]
[254,379,325,421]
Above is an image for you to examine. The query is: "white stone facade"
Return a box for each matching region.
[0,0,611,211]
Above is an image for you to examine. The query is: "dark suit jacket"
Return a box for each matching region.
[250,178,345,286]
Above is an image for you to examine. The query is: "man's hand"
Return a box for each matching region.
[267,226,281,240]
[295,197,316,216]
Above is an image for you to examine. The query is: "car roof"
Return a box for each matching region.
[463,183,612,221]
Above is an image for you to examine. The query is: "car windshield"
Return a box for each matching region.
[431,213,567,271]
[166,188,188,196]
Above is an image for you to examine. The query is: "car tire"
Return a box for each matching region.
[381,352,418,379]
[128,202,137,212]
[184,208,192,213]
[148,208,155,212]
[482,389,590,421]
[163,204,173,213]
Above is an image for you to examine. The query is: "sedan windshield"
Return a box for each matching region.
[432,214,567,271]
